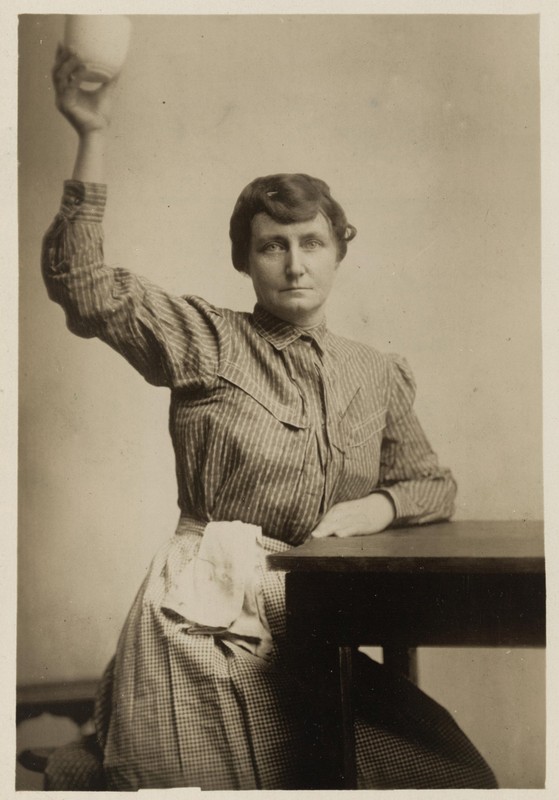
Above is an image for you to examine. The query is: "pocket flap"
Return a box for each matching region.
[345,408,386,447]
[218,360,308,429]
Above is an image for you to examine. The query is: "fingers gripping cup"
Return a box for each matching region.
[64,15,131,85]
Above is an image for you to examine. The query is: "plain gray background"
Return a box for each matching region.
[17,13,544,788]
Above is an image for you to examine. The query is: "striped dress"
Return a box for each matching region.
[41,180,497,790]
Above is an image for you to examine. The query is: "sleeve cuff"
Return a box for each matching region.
[60,180,107,222]
[373,486,412,524]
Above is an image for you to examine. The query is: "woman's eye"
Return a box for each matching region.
[263,242,284,253]
[303,239,322,250]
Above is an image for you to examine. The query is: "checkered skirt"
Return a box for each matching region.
[89,526,497,791]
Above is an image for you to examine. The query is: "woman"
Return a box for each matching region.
[42,47,497,790]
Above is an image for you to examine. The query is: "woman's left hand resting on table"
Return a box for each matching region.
[311,492,396,538]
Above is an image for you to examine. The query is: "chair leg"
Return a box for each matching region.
[17,747,55,774]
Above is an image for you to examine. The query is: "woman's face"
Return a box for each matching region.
[247,212,339,328]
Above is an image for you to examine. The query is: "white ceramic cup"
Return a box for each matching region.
[63,15,131,84]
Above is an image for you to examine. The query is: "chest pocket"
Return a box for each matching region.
[331,389,386,495]
[343,409,386,448]
[217,359,307,430]
[331,385,386,456]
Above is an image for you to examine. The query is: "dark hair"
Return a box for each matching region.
[229,173,357,274]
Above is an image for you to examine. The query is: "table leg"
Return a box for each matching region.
[383,647,418,683]
[338,645,357,788]
[286,573,358,788]
[296,642,357,789]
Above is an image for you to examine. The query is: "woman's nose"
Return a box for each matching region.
[285,248,305,278]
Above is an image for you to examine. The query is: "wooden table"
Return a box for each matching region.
[267,520,545,789]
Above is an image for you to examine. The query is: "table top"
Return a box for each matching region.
[267,520,544,574]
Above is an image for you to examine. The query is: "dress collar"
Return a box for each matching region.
[251,304,328,354]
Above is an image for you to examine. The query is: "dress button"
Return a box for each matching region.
[73,196,82,205]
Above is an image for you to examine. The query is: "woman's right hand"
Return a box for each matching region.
[52,44,118,136]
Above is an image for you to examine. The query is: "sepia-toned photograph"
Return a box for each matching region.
[14,7,548,793]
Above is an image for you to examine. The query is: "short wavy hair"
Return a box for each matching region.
[229,173,357,274]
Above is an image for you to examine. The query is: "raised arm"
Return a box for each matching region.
[43,47,225,391]
[52,45,116,182]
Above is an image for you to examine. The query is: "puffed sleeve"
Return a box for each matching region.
[376,354,457,526]
[42,181,228,390]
